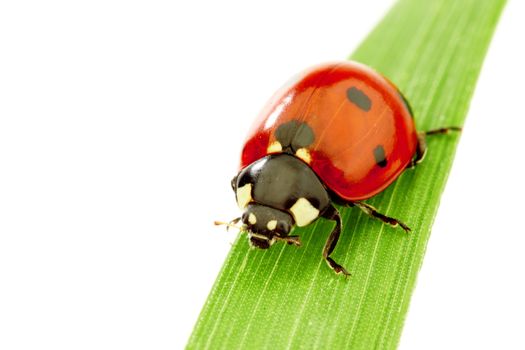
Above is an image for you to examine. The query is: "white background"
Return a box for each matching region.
[1,1,524,349]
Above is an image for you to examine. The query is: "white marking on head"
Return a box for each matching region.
[295,148,311,163]
[236,183,253,209]
[248,213,257,225]
[250,233,267,240]
[267,141,282,153]
[267,220,277,231]
[290,198,319,227]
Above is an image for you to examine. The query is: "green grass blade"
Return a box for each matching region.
[187,0,506,348]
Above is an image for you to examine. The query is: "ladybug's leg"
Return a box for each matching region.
[407,127,462,169]
[407,132,427,168]
[352,201,411,233]
[424,126,463,135]
[322,205,350,277]
[274,235,302,246]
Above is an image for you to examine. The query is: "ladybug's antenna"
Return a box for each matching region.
[214,218,244,232]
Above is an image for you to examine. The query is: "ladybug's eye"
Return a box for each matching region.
[241,212,249,224]
[277,222,291,235]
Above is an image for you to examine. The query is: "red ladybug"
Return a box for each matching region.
[225,61,460,276]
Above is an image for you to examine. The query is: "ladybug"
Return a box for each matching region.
[223,61,460,276]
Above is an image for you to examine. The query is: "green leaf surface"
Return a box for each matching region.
[187,0,506,348]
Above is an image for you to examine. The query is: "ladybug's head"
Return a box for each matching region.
[241,204,295,249]
[228,153,328,250]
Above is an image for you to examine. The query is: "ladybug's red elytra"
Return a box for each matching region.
[224,61,461,276]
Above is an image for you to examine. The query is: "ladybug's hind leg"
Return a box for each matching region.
[322,205,350,277]
[407,132,427,169]
[352,201,411,233]
[407,127,462,169]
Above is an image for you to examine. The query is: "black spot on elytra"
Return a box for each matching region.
[346,87,371,111]
[275,120,315,151]
[373,145,387,167]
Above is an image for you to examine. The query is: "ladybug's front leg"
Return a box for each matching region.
[322,205,350,277]
[352,201,411,233]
